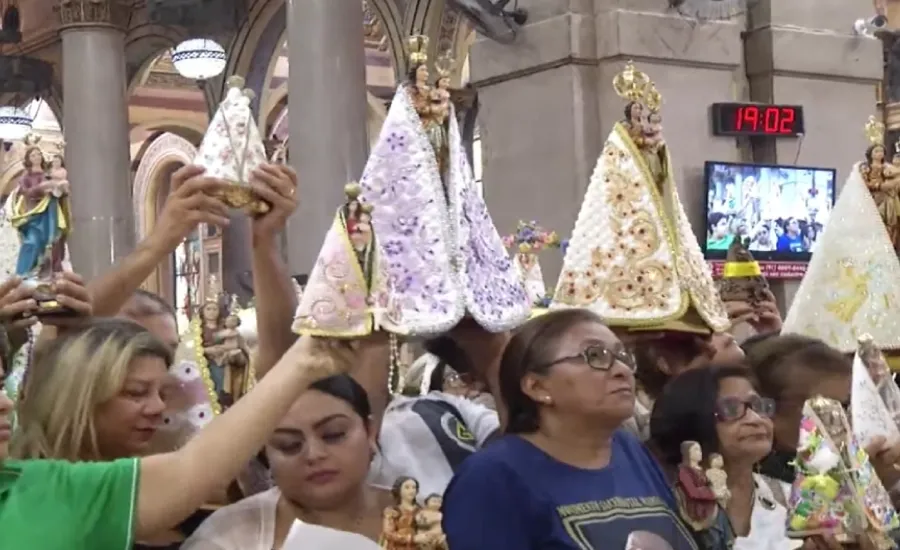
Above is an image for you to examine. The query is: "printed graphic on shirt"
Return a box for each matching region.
[557,497,699,550]
[411,400,476,470]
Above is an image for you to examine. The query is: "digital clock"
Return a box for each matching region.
[711,103,805,137]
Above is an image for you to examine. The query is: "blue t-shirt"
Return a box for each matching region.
[442,431,698,550]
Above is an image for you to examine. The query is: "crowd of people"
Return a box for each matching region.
[3,52,900,550]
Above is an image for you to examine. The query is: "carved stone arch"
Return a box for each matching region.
[225,0,406,115]
[131,119,207,148]
[263,91,388,146]
[132,132,197,295]
[125,24,188,94]
[133,132,197,241]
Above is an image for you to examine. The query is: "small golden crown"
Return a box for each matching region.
[644,82,663,112]
[360,202,374,214]
[344,182,362,200]
[865,115,885,146]
[612,61,650,103]
[435,53,455,78]
[858,333,875,346]
[205,275,223,306]
[407,35,429,66]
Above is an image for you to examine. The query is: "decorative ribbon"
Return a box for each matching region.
[724,261,761,278]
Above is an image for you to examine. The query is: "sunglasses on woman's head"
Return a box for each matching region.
[541,344,636,372]
[715,395,775,422]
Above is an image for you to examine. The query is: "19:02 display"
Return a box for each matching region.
[734,106,797,134]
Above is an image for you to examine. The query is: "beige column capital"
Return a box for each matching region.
[56,0,130,30]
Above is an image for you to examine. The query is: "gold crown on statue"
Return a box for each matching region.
[644,82,662,112]
[612,61,651,103]
[344,182,362,200]
[226,75,246,89]
[407,35,429,66]
[435,53,455,78]
[866,115,886,146]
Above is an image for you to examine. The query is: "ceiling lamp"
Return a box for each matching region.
[171,38,227,81]
[0,105,32,140]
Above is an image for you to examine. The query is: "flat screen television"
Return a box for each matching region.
[703,161,837,262]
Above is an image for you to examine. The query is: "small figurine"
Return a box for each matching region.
[194,75,270,214]
[640,83,667,187]
[211,296,252,402]
[716,236,769,307]
[415,493,447,549]
[674,441,718,532]
[502,221,562,309]
[382,476,422,549]
[705,453,731,508]
[10,134,73,316]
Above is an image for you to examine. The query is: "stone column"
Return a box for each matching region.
[285,0,369,274]
[57,0,134,279]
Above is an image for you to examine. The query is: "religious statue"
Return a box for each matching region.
[10,134,73,315]
[199,291,226,398]
[860,116,900,254]
[382,476,423,549]
[705,453,731,508]
[357,32,530,336]
[212,295,252,402]
[503,220,562,309]
[415,494,447,549]
[858,334,900,424]
[552,60,730,335]
[674,441,718,532]
[341,183,376,282]
[195,75,270,214]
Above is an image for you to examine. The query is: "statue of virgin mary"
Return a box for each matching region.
[358,35,530,336]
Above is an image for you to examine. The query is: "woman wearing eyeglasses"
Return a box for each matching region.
[649,365,794,549]
[441,309,697,550]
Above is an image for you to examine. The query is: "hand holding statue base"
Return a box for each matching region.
[18,276,75,319]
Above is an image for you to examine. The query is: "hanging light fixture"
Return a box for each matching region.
[171,38,227,81]
[0,105,33,141]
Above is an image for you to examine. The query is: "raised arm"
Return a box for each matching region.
[87,165,229,316]
[245,164,301,378]
[134,334,341,537]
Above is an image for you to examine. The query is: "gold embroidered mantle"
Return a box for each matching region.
[553,122,729,331]
[783,163,900,353]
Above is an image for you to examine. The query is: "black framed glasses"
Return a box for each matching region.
[715,395,776,422]
[542,345,636,372]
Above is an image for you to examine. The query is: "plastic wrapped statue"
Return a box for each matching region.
[10,134,73,316]
[851,334,900,450]
[787,396,898,546]
[552,60,729,337]
[195,75,269,214]
[358,34,529,336]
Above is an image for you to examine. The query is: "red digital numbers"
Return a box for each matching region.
[734,106,796,134]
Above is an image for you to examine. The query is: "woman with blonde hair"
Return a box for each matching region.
[13,318,174,460]
[0,294,343,550]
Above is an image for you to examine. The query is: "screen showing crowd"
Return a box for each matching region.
[704,162,836,260]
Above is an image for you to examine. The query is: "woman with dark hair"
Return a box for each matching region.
[183,374,383,549]
[748,334,900,507]
[442,309,696,550]
[649,366,791,549]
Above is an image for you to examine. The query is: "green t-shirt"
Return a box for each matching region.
[0,457,139,550]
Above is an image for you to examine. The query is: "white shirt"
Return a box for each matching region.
[180,488,380,550]
[734,474,802,550]
[369,391,500,497]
